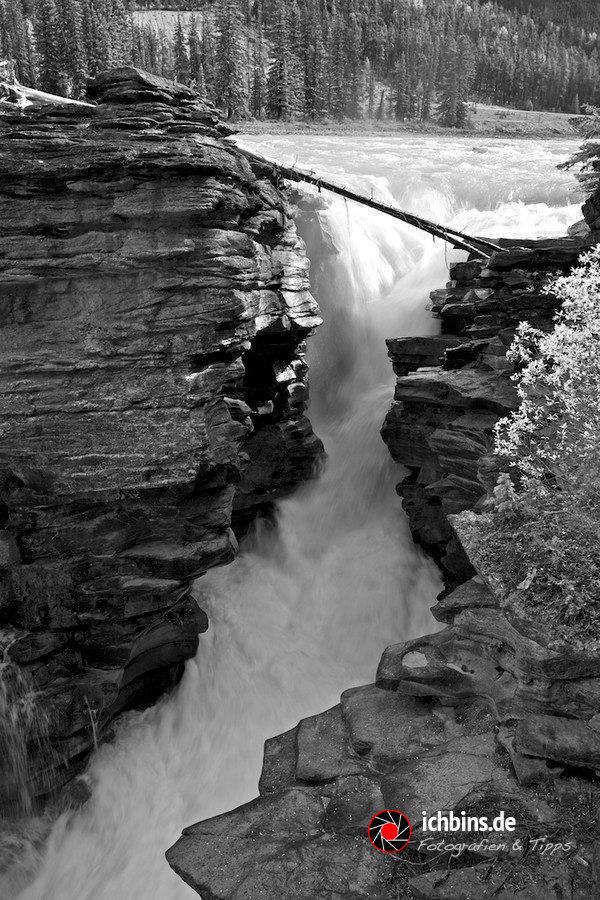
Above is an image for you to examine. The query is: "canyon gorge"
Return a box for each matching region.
[1,69,599,900]
[169,153,600,900]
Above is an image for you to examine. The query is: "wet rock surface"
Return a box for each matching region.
[0,68,323,806]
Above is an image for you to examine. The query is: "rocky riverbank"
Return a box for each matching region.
[168,216,600,898]
[168,575,600,900]
[381,234,594,588]
[0,68,323,812]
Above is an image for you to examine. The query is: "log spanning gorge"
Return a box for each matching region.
[1,69,600,899]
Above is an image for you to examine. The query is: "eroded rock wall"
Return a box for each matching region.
[381,237,593,586]
[0,69,323,807]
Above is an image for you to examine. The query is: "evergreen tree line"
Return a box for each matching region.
[2,0,600,125]
[0,0,131,96]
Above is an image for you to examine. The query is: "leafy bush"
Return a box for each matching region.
[477,246,600,649]
[494,245,600,512]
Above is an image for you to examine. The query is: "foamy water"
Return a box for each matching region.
[8,135,581,900]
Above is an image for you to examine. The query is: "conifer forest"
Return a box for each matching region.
[0,0,599,126]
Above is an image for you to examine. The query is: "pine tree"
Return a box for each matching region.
[437,35,475,127]
[174,15,189,84]
[81,0,110,77]
[437,37,459,127]
[55,0,87,96]
[420,36,438,122]
[266,0,303,120]
[328,2,346,118]
[251,16,267,117]
[22,19,39,88]
[188,13,201,82]
[201,20,216,101]
[108,0,132,69]
[456,35,476,126]
[394,51,409,120]
[302,0,326,119]
[2,0,37,87]
[34,0,61,93]
[345,9,363,118]
[215,0,249,118]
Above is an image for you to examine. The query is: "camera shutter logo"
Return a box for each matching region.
[368,809,411,853]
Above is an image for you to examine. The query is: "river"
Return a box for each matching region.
[10,135,581,900]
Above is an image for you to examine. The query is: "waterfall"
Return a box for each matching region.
[0,632,52,818]
[8,135,581,900]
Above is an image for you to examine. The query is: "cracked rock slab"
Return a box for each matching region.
[381,734,500,825]
[340,683,451,771]
[295,705,367,784]
[166,787,390,900]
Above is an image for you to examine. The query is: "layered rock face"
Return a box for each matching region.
[0,68,322,809]
[381,236,593,585]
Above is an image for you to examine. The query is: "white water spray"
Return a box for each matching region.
[9,135,581,900]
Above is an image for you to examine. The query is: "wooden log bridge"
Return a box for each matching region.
[241,148,501,260]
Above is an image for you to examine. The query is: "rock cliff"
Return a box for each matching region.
[0,68,323,810]
[381,236,593,586]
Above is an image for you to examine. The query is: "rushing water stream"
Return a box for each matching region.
[9,135,581,900]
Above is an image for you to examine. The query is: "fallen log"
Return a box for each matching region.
[0,79,95,110]
[240,147,503,260]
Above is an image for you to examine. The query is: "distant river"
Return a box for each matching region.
[10,135,581,900]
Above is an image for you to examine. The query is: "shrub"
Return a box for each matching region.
[476,245,600,649]
[493,245,600,513]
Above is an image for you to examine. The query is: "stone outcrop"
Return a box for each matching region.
[0,68,323,809]
[168,576,600,900]
[381,236,593,585]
